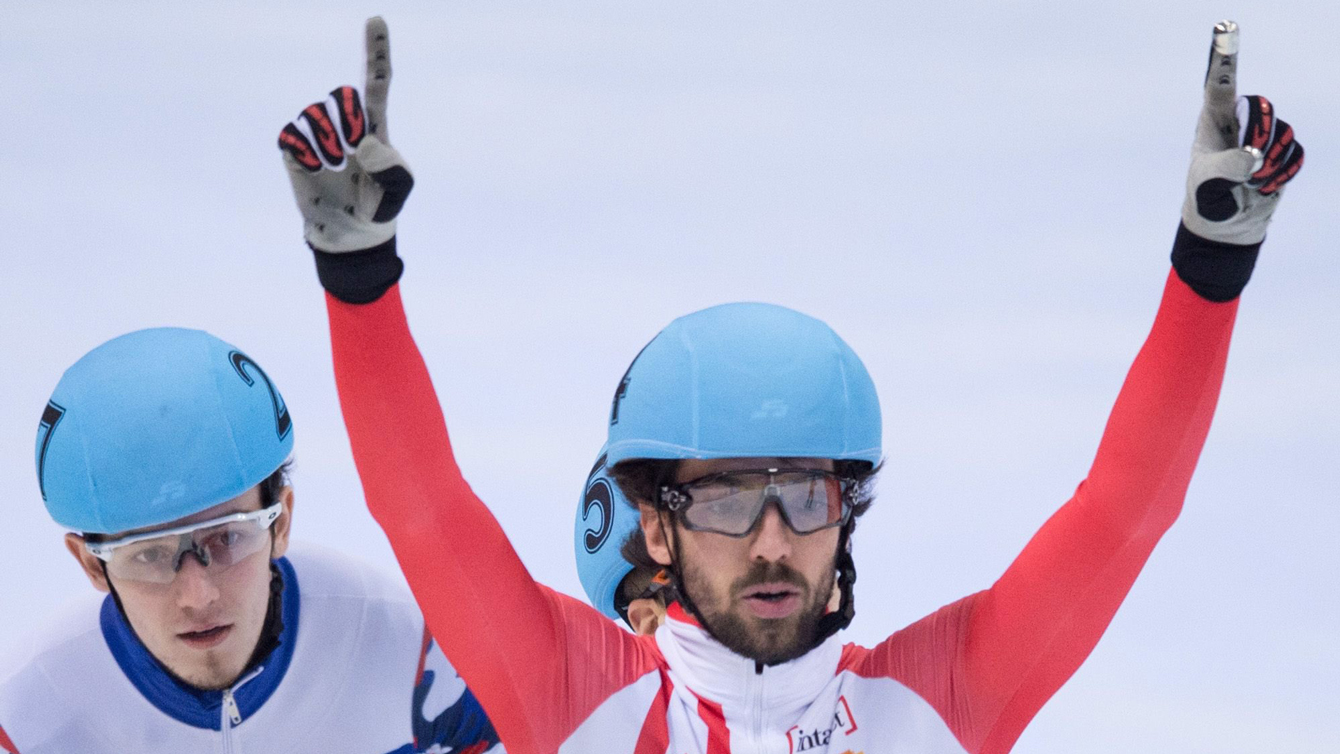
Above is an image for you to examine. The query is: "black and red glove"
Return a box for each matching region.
[278,17,413,256]
[1181,21,1303,247]
[1174,21,1305,302]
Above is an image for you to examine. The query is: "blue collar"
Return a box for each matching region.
[100,556,301,730]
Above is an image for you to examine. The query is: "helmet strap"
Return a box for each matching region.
[814,521,857,644]
[658,509,713,632]
[100,559,130,621]
[240,562,287,675]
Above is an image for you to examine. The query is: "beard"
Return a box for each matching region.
[680,556,835,666]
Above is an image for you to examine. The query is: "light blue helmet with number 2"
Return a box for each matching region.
[574,447,640,620]
[604,302,881,467]
[36,327,294,534]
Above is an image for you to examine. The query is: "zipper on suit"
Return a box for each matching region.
[223,689,242,726]
[220,665,264,753]
[747,666,766,751]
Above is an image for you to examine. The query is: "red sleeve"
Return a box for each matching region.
[846,270,1239,753]
[0,725,17,754]
[326,286,660,754]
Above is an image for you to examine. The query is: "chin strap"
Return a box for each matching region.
[240,562,287,674]
[813,521,857,645]
[658,511,712,631]
[100,559,129,618]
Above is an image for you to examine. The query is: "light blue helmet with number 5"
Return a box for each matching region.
[36,327,294,534]
[605,302,881,467]
[574,447,640,620]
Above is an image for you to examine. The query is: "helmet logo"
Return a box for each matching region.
[229,352,293,440]
[750,399,789,420]
[582,456,615,554]
[610,340,652,426]
[610,373,631,426]
[150,480,189,507]
[36,400,66,501]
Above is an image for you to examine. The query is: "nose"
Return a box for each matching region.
[173,554,221,610]
[748,502,793,563]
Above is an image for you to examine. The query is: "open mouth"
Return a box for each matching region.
[740,583,802,619]
[178,624,232,649]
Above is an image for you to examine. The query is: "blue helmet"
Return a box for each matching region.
[574,447,640,621]
[605,302,881,467]
[36,327,294,534]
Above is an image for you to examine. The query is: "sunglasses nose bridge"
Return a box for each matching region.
[171,535,212,573]
[751,493,805,537]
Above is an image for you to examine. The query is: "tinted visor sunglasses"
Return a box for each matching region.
[657,468,856,537]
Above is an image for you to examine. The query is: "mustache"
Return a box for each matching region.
[729,561,809,596]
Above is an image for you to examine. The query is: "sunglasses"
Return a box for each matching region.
[85,503,283,585]
[657,468,855,537]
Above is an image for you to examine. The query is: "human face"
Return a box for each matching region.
[65,485,293,690]
[641,457,839,665]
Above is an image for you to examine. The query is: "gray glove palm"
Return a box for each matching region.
[278,17,412,253]
[1182,21,1304,246]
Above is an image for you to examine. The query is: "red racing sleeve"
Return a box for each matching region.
[846,267,1241,753]
[326,286,660,754]
[0,725,16,754]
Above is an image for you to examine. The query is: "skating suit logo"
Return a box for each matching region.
[787,695,859,753]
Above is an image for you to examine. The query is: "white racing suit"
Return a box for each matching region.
[0,544,502,754]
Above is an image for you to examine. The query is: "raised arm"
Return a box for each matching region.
[0,725,17,754]
[851,22,1305,754]
[278,19,656,754]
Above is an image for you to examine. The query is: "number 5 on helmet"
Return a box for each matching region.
[278,16,414,254]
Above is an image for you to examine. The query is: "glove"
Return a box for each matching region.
[1182,20,1304,247]
[278,16,413,254]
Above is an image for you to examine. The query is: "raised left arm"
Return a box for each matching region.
[852,22,1305,754]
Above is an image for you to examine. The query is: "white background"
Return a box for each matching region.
[2,1,1336,751]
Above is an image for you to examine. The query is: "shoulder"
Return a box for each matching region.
[282,541,425,649]
[0,592,105,685]
[838,592,978,680]
[284,541,419,609]
[0,594,119,749]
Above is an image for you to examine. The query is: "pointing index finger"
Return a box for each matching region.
[1204,20,1238,110]
[364,16,392,143]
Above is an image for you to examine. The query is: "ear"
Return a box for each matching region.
[638,504,674,567]
[269,485,296,559]
[826,579,842,613]
[626,597,667,636]
[64,533,110,593]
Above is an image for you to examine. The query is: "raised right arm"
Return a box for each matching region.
[0,724,18,754]
[282,20,657,753]
[324,278,657,754]
[325,279,556,750]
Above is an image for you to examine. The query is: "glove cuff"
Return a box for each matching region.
[1170,221,1260,302]
[311,237,404,304]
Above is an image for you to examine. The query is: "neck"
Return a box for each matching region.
[238,563,287,679]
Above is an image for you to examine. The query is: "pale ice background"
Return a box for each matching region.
[2,1,1337,750]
